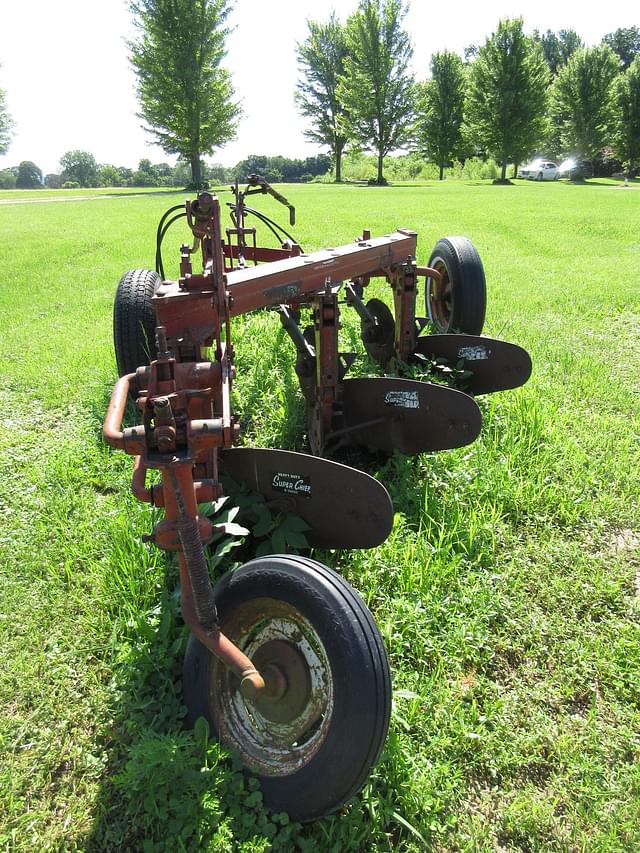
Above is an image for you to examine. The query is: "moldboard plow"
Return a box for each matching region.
[104,176,531,821]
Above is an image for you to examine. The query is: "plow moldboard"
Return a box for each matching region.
[341,377,482,455]
[220,447,393,549]
[414,334,532,395]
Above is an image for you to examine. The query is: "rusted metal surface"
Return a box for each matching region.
[209,597,334,776]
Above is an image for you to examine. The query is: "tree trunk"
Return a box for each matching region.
[513,163,519,179]
[501,158,507,181]
[190,154,202,188]
[377,149,384,185]
[439,162,444,181]
[335,140,344,183]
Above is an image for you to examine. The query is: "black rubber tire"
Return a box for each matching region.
[183,555,391,822]
[536,172,543,181]
[426,236,486,335]
[113,268,161,377]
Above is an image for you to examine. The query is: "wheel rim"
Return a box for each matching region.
[426,258,454,332]
[210,597,334,776]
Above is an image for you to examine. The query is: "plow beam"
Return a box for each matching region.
[414,334,532,395]
[225,230,417,316]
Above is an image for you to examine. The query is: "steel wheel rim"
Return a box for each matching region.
[210,597,334,776]
[427,258,454,331]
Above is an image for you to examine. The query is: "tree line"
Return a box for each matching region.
[1,2,639,188]
[0,151,331,190]
[296,5,640,183]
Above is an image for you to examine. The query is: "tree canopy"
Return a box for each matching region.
[296,14,350,182]
[534,29,582,77]
[339,0,414,184]
[610,56,640,176]
[552,46,619,160]
[60,150,99,187]
[129,0,239,188]
[16,161,42,189]
[414,51,466,180]
[0,67,13,156]
[603,27,640,71]
[466,18,550,181]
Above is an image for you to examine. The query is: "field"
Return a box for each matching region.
[0,180,639,851]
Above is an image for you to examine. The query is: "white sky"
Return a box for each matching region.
[0,0,636,175]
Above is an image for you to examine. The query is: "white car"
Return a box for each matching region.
[518,159,559,181]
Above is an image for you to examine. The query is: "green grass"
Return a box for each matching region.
[0,180,639,851]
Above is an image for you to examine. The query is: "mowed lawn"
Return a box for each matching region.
[0,180,638,851]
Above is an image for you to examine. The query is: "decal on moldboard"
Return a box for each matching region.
[383,390,419,409]
[458,345,490,361]
[271,472,312,498]
[264,281,303,302]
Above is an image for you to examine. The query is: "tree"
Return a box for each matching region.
[296,14,350,182]
[44,173,63,189]
[534,29,582,77]
[610,57,640,177]
[129,0,239,188]
[60,150,99,187]
[97,164,125,187]
[603,27,640,71]
[0,170,16,189]
[466,18,549,181]
[551,46,619,163]
[414,51,466,180]
[16,161,43,189]
[339,0,415,185]
[466,19,549,181]
[0,67,13,155]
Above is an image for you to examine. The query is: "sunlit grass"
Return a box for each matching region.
[0,180,638,850]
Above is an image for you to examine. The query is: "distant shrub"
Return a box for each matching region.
[0,169,16,189]
[449,157,502,180]
[62,180,80,189]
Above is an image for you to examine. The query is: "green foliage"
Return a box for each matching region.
[603,26,640,71]
[551,45,620,160]
[201,486,310,570]
[44,173,62,189]
[0,66,12,156]
[610,57,640,176]
[97,164,126,187]
[60,149,99,187]
[533,28,583,77]
[15,161,42,189]
[414,51,466,179]
[340,0,415,184]
[129,0,239,188]
[0,169,16,189]
[466,18,550,180]
[231,153,331,184]
[296,14,350,182]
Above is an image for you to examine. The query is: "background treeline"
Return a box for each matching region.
[0,151,332,190]
[1,2,639,189]
[295,3,640,183]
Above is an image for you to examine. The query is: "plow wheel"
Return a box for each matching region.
[113,268,162,377]
[361,298,395,365]
[426,237,486,335]
[183,555,391,822]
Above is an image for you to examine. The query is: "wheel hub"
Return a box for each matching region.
[251,640,312,723]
